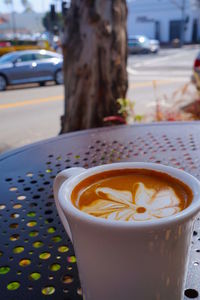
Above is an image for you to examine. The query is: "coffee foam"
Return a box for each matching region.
[81,183,181,221]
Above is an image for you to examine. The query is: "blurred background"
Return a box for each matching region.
[0,0,199,153]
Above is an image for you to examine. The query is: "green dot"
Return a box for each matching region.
[74,155,80,159]
[27,212,36,217]
[29,231,39,237]
[58,246,69,253]
[7,282,20,290]
[51,236,61,243]
[39,252,51,260]
[0,266,10,275]
[49,263,61,271]
[29,272,41,280]
[46,169,52,173]
[67,256,76,263]
[13,246,24,254]
[47,227,56,234]
[42,286,55,295]
[33,241,44,248]
[0,251,3,257]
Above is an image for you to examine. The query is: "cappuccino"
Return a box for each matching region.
[71,169,193,221]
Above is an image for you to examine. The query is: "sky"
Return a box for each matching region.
[0,0,62,14]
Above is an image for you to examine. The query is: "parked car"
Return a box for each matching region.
[128,35,160,54]
[192,51,200,91]
[0,49,63,91]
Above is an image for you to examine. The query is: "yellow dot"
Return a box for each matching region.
[49,264,60,271]
[29,272,41,281]
[13,204,22,209]
[26,173,33,177]
[19,259,31,267]
[17,195,26,201]
[33,241,44,248]
[47,227,56,234]
[62,275,73,284]
[27,221,37,227]
[67,256,76,263]
[9,187,18,192]
[39,252,51,260]
[13,246,24,254]
[58,246,69,253]
[10,234,20,241]
[42,286,55,295]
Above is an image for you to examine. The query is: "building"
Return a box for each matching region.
[0,11,45,37]
[127,0,200,43]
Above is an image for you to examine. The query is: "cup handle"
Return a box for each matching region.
[53,167,86,242]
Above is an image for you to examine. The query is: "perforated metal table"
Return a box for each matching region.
[1,123,200,299]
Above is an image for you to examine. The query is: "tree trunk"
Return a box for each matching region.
[60,0,128,133]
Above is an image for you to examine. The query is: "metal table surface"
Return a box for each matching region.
[1,122,200,300]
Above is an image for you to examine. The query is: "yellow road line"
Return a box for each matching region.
[0,79,186,110]
[0,95,63,110]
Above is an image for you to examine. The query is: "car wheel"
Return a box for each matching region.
[0,75,7,91]
[55,70,63,85]
[39,82,45,87]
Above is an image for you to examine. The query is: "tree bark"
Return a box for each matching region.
[60,0,128,133]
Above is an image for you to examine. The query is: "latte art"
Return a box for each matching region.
[82,183,181,221]
[71,169,192,222]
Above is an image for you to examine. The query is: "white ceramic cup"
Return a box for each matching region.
[53,162,200,300]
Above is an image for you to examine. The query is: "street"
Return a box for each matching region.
[0,46,199,154]
[127,46,199,115]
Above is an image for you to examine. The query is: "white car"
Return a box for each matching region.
[128,35,160,54]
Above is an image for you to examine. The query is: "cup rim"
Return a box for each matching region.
[59,162,200,228]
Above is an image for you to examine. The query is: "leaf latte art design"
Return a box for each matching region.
[81,183,181,221]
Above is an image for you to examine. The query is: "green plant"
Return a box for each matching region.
[103,98,143,125]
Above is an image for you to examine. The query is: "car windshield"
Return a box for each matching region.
[0,52,18,63]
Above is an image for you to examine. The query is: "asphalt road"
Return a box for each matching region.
[0,46,199,154]
[127,46,199,116]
